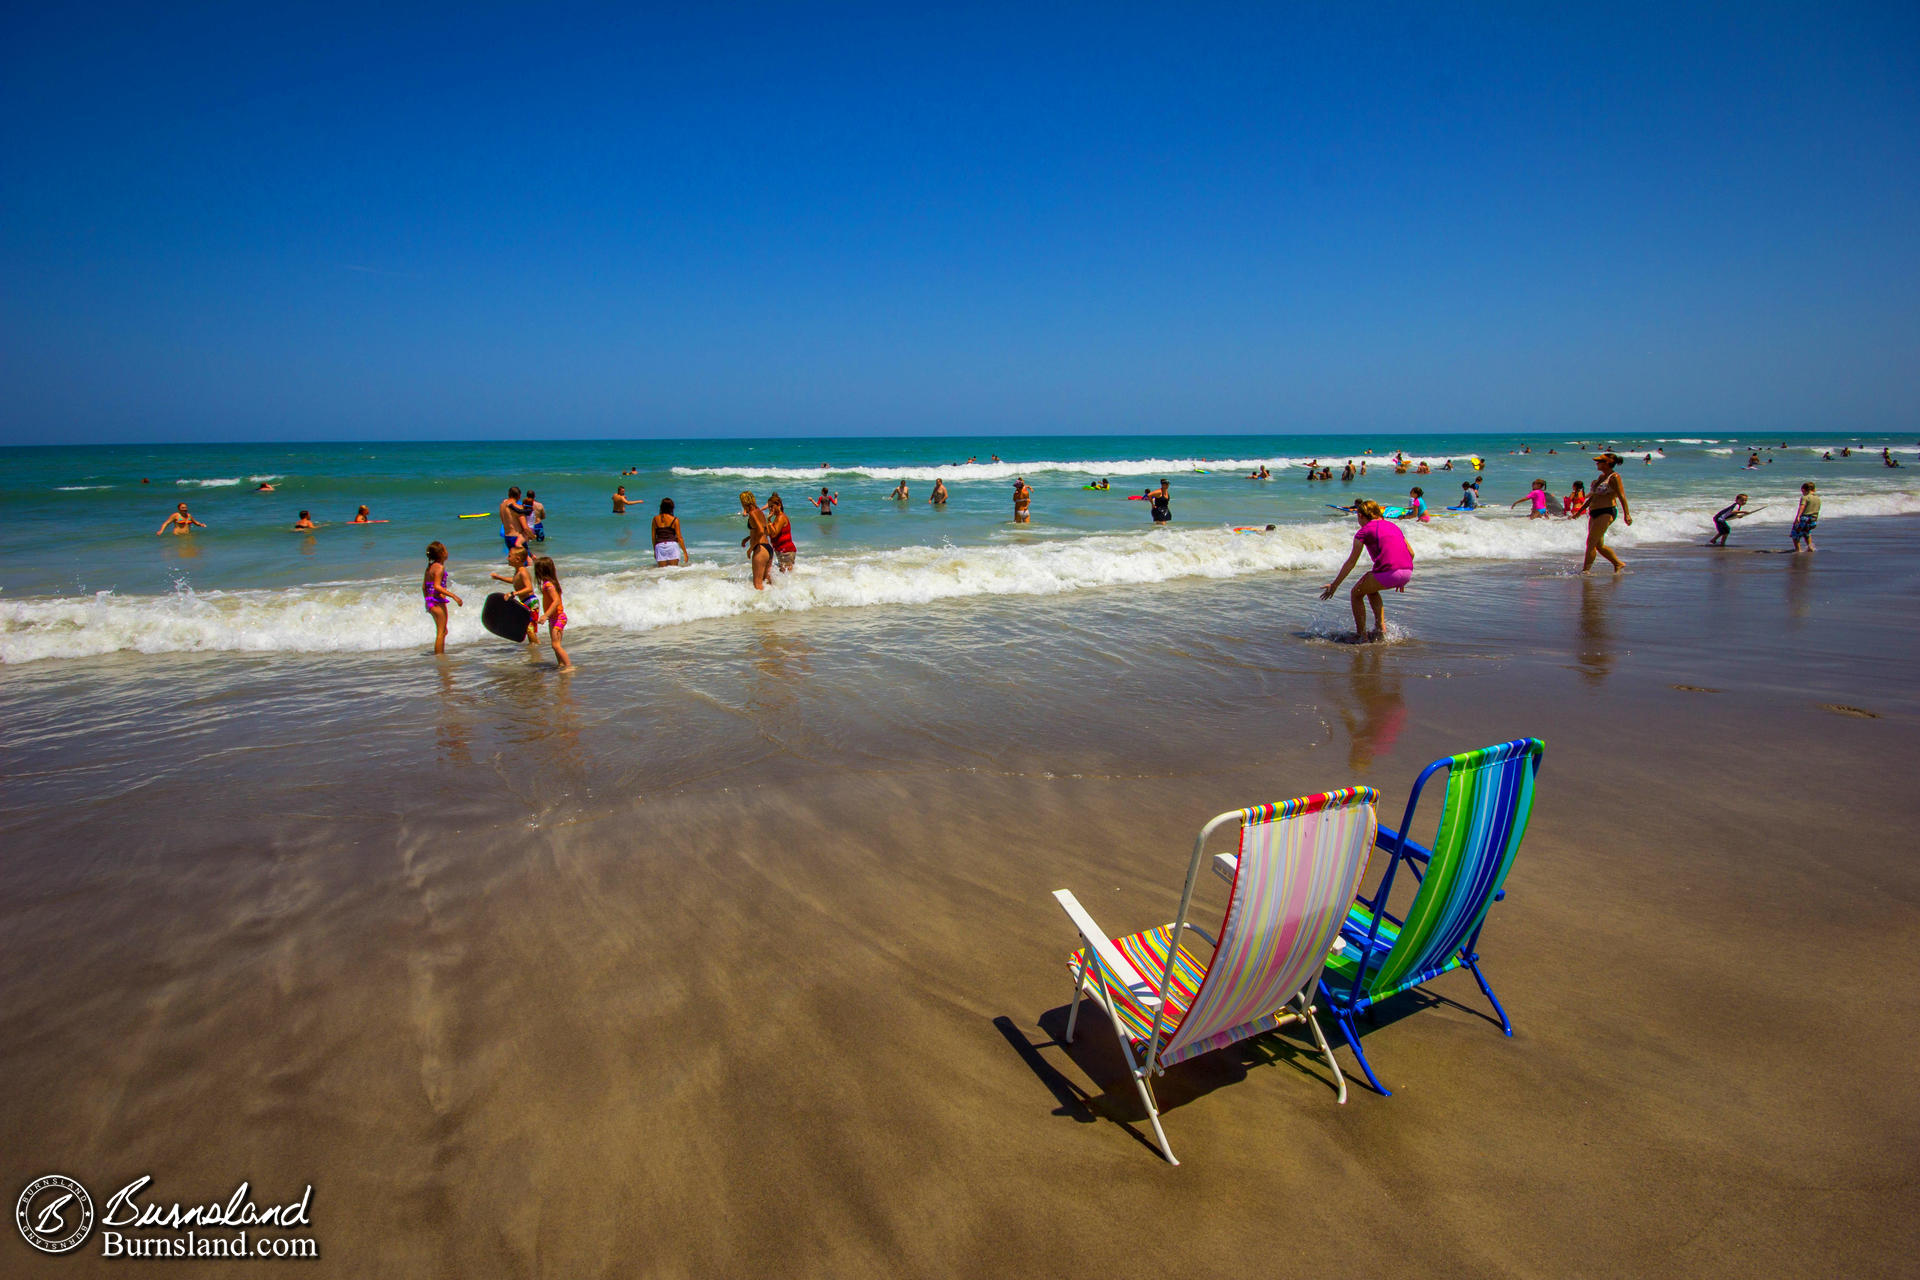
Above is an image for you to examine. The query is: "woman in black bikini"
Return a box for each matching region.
[1582,453,1632,574]
[739,490,773,591]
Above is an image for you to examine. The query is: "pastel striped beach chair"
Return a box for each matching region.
[1053,787,1377,1165]
[1317,738,1545,1095]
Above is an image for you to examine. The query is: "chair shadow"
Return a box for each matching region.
[994,1004,1349,1156]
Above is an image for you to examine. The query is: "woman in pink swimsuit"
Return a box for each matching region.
[1319,499,1414,643]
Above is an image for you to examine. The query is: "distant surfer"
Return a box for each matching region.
[1320,499,1414,644]
[651,497,690,566]
[255,481,275,492]
[352,505,372,523]
[422,541,464,656]
[1012,477,1031,523]
[612,485,638,514]
[156,502,206,536]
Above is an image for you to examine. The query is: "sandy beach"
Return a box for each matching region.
[4,516,1917,1277]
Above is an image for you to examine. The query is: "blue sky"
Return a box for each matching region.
[2,3,1915,442]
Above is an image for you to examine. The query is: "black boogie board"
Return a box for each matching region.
[481,592,534,642]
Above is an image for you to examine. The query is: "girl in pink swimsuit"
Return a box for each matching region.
[422,541,464,655]
[533,556,573,670]
[1319,499,1414,643]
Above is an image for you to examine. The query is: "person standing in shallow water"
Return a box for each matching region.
[422,541,463,655]
[766,492,797,572]
[1791,483,1820,552]
[1012,477,1031,523]
[1582,453,1632,574]
[156,502,206,535]
[1320,499,1414,644]
[1147,478,1171,523]
[739,491,773,590]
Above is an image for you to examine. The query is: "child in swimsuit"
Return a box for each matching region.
[1791,483,1820,552]
[533,556,572,669]
[1320,499,1415,643]
[766,493,797,571]
[1710,494,1749,545]
[651,498,690,566]
[1407,486,1429,521]
[1564,481,1587,518]
[422,541,464,655]
[490,546,541,643]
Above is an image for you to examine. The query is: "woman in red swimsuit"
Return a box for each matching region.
[766,493,798,572]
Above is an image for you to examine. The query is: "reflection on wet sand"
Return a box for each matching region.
[1786,552,1813,623]
[435,660,472,766]
[1576,575,1615,686]
[1337,646,1407,772]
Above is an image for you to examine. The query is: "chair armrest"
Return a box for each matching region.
[1375,825,1437,865]
[1052,890,1162,1008]
[1211,852,1238,884]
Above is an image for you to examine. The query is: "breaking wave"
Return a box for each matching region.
[670,454,1470,484]
[5,488,1913,664]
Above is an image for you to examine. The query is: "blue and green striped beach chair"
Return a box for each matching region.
[1318,738,1545,1095]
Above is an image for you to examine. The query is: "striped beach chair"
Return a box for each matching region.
[1053,788,1377,1165]
[1318,738,1545,1095]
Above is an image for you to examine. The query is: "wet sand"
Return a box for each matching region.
[3,519,1918,1277]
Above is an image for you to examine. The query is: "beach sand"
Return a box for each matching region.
[3,520,1918,1277]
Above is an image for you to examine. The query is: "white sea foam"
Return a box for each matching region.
[176,477,244,487]
[248,474,284,482]
[670,454,1465,483]
[55,485,112,491]
[5,487,1913,663]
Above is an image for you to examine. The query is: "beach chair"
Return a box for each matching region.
[1053,787,1378,1165]
[1316,737,1545,1095]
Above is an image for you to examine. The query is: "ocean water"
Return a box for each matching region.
[1,432,1915,663]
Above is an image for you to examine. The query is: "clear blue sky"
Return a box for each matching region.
[2,3,1915,442]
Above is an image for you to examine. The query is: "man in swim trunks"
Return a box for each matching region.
[156,502,207,535]
[929,479,948,504]
[612,485,637,514]
[1012,477,1031,523]
[499,486,531,553]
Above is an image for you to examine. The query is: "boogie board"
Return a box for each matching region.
[458,513,492,519]
[481,593,534,643]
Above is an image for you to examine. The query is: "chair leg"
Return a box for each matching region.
[1131,1071,1177,1165]
[1334,1008,1392,1097]
[1065,954,1089,1043]
[1296,995,1348,1105]
[1465,955,1513,1036]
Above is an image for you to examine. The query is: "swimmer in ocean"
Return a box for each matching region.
[929,478,948,505]
[811,487,838,515]
[612,485,637,514]
[890,479,910,501]
[293,510,316,530]
[156,502,206,535]
[352,505,372,523]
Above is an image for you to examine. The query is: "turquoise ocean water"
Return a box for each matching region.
[2,431,1914,663]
